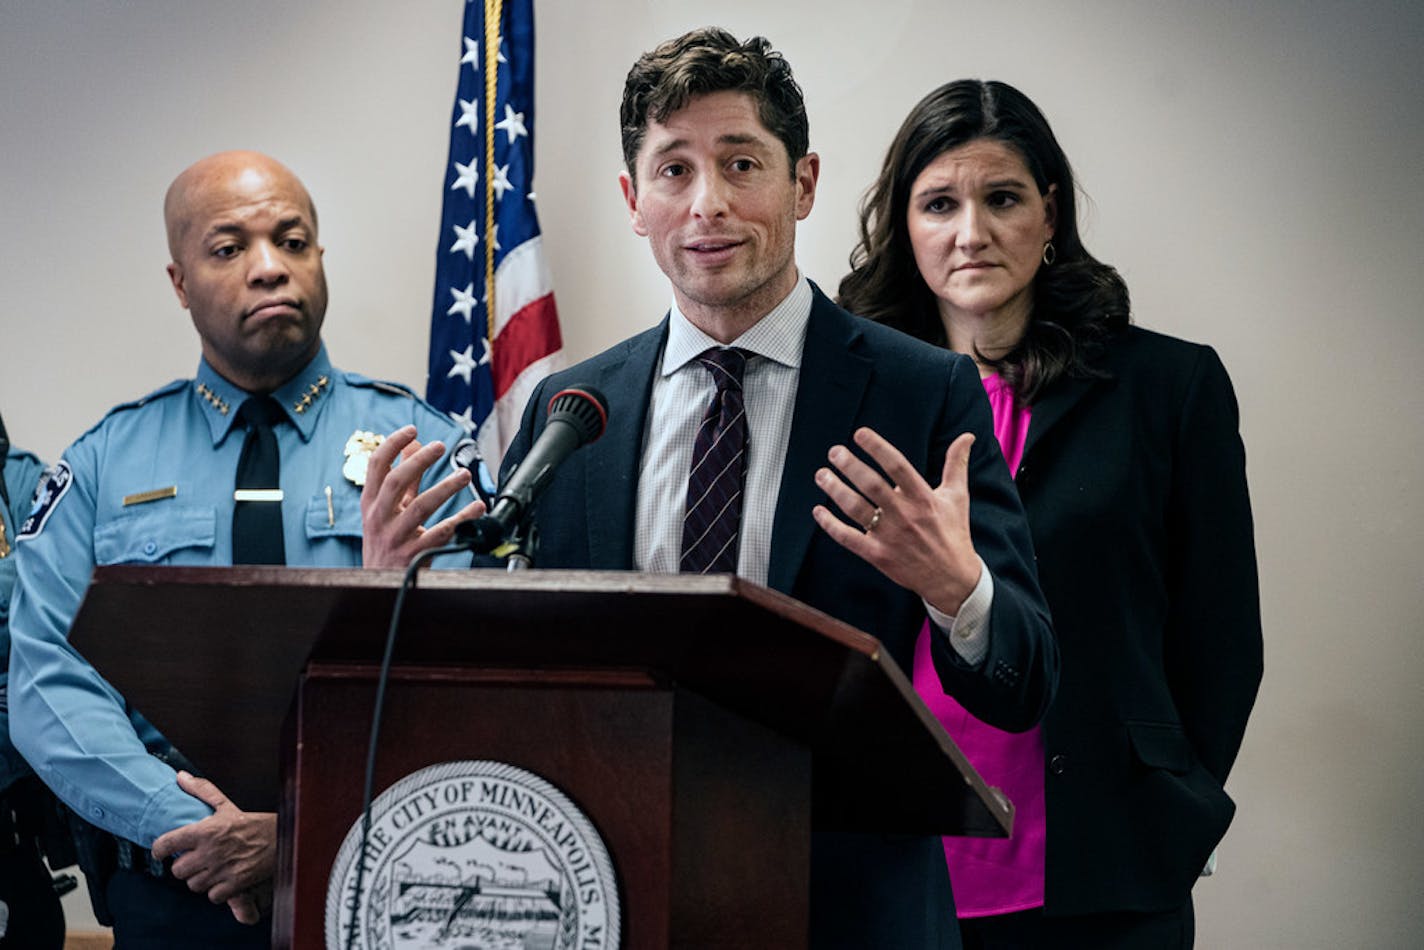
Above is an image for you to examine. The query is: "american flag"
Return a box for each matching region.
[426,0,563,471]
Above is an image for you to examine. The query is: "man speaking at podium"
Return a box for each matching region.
[7,151,480,947]
[394,28,1057,950]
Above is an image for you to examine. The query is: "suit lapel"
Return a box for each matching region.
[1024,339,1123,458]
[585,321,667,568]
[766,292,873,594]
[1023,375,1095,459]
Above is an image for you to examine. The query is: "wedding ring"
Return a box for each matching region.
[866,507,883,533]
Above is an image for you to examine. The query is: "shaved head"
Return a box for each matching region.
[163,150,328,393]
[164,151,318,260]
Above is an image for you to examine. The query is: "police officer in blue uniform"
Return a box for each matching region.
[0,414,66,948]
[7,151,483,947]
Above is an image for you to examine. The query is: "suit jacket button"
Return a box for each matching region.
[1049,754,1069,775]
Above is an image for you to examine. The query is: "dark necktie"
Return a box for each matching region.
[680,347,749,574]
[232,396,286,565]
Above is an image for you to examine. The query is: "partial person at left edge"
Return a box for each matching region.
[0,412,66,949]
[7,151,482,948]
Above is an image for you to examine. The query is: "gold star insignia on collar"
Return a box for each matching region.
[293,375,330,414]
[195,382,230,415]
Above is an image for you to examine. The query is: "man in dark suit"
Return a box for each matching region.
[373,27,1058,948]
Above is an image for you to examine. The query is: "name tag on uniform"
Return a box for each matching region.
[123,486,178,507]
[233,489,284,502]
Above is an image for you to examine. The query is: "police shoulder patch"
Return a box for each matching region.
[18,461,74,540]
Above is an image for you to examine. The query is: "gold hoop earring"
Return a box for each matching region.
[1042,241,1056,266]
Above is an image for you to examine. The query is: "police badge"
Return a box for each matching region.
[342,431,385,487]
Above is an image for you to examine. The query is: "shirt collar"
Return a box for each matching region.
[193,344,334,444]
[660,273,811,376]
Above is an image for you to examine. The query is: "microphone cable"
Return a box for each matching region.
[343,539,469,950]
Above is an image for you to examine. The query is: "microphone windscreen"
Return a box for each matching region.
[546,386,609,445]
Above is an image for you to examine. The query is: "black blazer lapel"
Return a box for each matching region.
[767,293,873,594]
[1024,332,1136,460]
[584,320,667,569]
[1023,375,1096,460]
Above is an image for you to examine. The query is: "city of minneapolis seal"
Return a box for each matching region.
[326,760,620,949]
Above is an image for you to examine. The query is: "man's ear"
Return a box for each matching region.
[619,171,649,237]
[166,261,190,309]
[794,152,820,221]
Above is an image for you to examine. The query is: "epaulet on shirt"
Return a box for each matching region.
[94,378,189,424]
[5,446,43,469]
[70,379,189,441]
[344,373,417,400]
[109,378,189,414]
[344,374,463,436]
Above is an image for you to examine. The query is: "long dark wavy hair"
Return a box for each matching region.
[837,80,1130,403]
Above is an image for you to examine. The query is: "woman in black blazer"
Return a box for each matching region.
[839,80,1262,948]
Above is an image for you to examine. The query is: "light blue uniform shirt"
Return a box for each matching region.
[8,345,470,846]
[0,445,46,794]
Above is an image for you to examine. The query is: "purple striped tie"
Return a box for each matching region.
[680,347,749,574]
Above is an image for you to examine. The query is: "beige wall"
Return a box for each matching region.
[2,1,1421,945]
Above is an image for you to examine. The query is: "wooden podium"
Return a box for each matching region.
[70,566,1010,948]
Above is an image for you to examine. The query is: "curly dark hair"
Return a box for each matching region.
[837,80,1129,403]
[620,27,808,185]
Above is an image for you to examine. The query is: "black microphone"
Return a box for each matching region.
[456,386,609,553]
